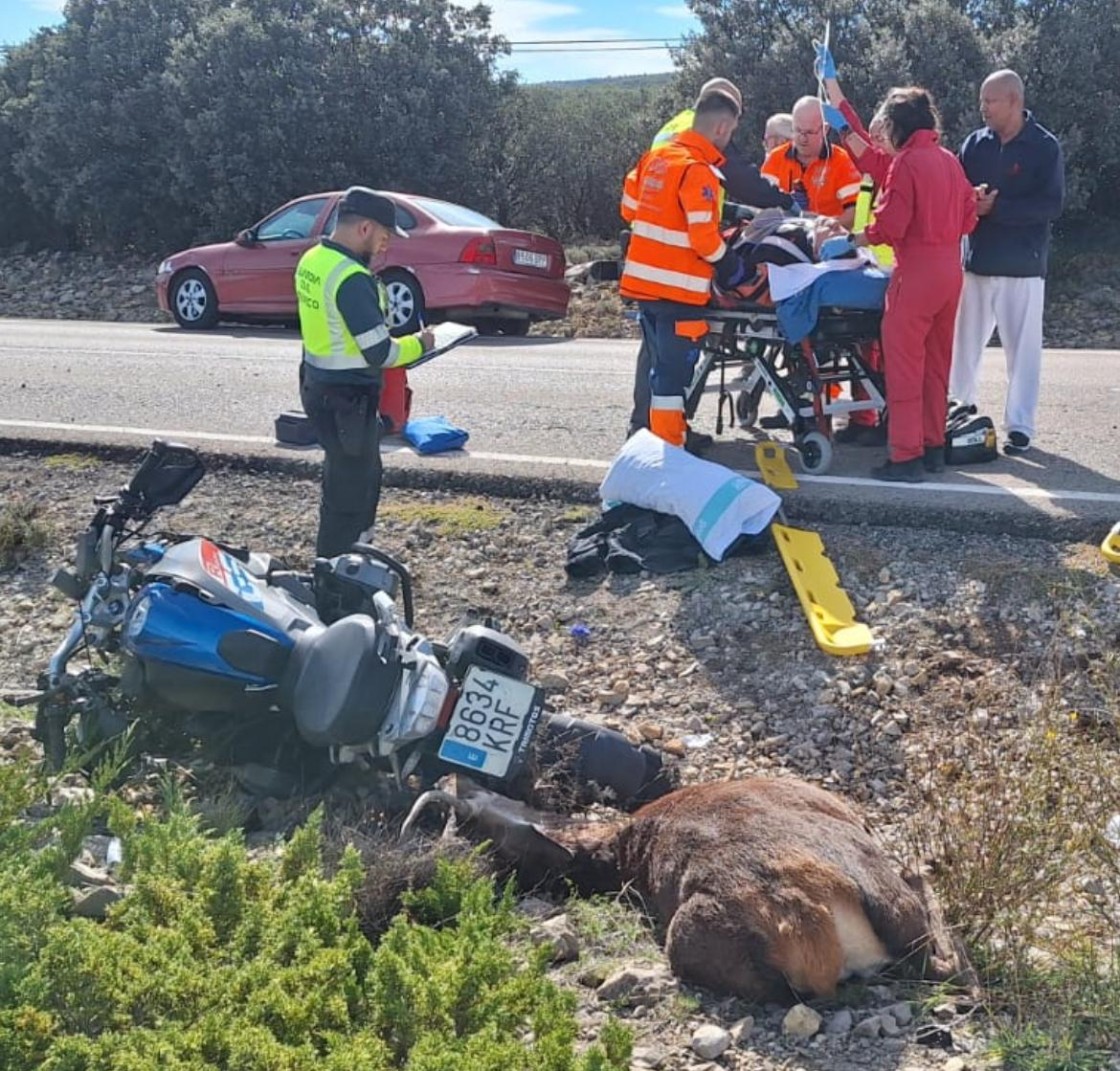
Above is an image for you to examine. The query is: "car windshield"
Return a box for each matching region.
[414,198,501,230]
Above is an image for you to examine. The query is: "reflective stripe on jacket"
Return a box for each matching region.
[620,130,727,306]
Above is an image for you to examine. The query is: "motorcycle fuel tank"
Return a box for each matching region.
[121,539,319,712]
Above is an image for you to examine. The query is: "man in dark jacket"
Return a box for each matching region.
[949,70,1064,456]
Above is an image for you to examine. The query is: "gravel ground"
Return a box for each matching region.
[3,445,1119,1071]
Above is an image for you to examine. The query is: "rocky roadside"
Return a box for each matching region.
[0,248,1113,347]
[2,447,1119,1071]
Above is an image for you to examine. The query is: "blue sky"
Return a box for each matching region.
[0,0,699,82]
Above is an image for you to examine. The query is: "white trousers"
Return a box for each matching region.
[949,273,1045,438]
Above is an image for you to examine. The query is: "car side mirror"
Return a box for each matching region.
[235,228,257,247]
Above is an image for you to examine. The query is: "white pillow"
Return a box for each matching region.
[600,430,781,561]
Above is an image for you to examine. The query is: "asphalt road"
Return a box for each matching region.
[1,318,1118,538]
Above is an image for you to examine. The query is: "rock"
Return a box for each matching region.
[781,1003,822,1038]
[662,739,687,758]
[853,1015,883,1039]
[576,963,611,988]
[944,1059,971,1071]
[539,671,571,692]
[879,1013,901,1037]
[886,1001,913,1026]
[631,1044,668,1068]
[71,884,124,918]
[637,722,664,741]
[690,1024,732,1060]
[596,965,676,1005]
[530,914,580,963]
[729,1015,754,1044]
[824,1008,853,1035]
[66,860,116,887]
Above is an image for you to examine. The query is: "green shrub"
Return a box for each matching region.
[0,770,630,1071]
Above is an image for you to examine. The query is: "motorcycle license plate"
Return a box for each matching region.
[438,666,543,780]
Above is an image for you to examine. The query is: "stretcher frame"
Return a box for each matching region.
[684,303,886,474]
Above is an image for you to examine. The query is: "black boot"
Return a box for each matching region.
[871,458,925,483]
[923,446,945,473]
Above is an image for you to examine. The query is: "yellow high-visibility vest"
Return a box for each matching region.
[853,176,895,268]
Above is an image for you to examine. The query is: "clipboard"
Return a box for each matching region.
[408,321,478,369]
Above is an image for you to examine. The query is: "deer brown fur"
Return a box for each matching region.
[403,774,974,1003]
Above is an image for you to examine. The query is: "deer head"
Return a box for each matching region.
[401,774,975,1003]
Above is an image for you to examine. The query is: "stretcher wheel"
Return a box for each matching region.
[736,389,760,428]
[798,431,833,475]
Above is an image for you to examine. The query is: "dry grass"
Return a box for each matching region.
[379,497,507,536]
[0,498,49,568]
[900,591,1120,1069]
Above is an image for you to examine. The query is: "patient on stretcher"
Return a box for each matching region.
[710,210,870,310]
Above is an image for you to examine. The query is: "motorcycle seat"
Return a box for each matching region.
[287,615,402,748]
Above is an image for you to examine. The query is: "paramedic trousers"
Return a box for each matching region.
[949,273,1045,439]
[638,301,706,447]
[299,367,382,558]
[628,339,653,436]
[881,252,962,464]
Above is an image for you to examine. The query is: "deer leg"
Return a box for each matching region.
[663,891,797,1002]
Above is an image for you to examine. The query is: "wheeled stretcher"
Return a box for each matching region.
[683,302,886,475]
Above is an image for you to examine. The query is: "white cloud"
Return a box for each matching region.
[484,0,685,82]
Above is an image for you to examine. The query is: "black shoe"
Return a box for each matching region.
[759,412,791,430]
[923,446,945,473]
[684,428,714,456]
[834,423,866,444]
[871,458,925,483]
[1003,431,1031,456]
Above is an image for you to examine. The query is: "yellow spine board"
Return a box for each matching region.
[771,523,873,657]
[754,443,799,490]
[1102,521,1120,565]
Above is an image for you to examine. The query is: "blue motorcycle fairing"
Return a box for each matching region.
[124,582,295,687]
[145,537,318,632]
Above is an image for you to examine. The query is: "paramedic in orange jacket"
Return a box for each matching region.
[847,88,978,482]
[620,92,745,447]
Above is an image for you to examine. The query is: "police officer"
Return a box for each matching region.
[296,186,433,556]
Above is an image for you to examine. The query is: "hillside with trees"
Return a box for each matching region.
[0,0,1113,252]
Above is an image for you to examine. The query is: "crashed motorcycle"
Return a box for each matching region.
[33,440,672,808]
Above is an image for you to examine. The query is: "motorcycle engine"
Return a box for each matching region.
[314,553,400,624]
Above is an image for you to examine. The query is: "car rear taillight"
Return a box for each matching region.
[459,236,497,266]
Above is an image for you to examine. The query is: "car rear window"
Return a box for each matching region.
[414,198,501,230]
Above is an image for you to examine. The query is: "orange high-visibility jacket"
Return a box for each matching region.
[620,130,727,306]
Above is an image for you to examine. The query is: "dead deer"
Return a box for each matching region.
[402,775,974,1002]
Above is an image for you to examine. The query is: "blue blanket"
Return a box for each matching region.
[776,267,890,343]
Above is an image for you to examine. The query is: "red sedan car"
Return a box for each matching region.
[155,191,569,335]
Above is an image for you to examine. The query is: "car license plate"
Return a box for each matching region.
[513,249,549,270]
[438,666,544,780]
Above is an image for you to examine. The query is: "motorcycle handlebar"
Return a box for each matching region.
[349,544,414,628]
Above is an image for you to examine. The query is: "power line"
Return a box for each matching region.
[506,37,684,45]
[509,44,681,53]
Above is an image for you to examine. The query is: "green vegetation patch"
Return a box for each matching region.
[0,499,49,568]
[0,763,630,1071]
[43,453,100,473]
[380,498,508,537]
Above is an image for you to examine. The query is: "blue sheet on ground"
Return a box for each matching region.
[776,266,890,343]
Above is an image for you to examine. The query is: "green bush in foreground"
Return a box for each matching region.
[0,766,630,1071]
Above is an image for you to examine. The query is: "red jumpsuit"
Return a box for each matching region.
[865,130,977,463]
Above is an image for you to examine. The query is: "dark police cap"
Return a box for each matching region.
[338,186,408,237]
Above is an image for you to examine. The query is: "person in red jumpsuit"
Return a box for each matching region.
[849,88,978,482]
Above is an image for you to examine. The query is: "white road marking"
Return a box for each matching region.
[3,417,1120,505]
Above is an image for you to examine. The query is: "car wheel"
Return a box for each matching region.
[473,317,502,336]
[382,270,425,334]
[170,269,219,329]
[498,318,531,337]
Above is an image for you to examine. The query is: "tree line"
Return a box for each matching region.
[0,0,1112,254]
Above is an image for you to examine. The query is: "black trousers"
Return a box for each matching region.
[299,369,382,558]
[628,338,652,436]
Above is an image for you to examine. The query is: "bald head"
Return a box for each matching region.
[979,68,1025,140]
[791,96,826,164]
